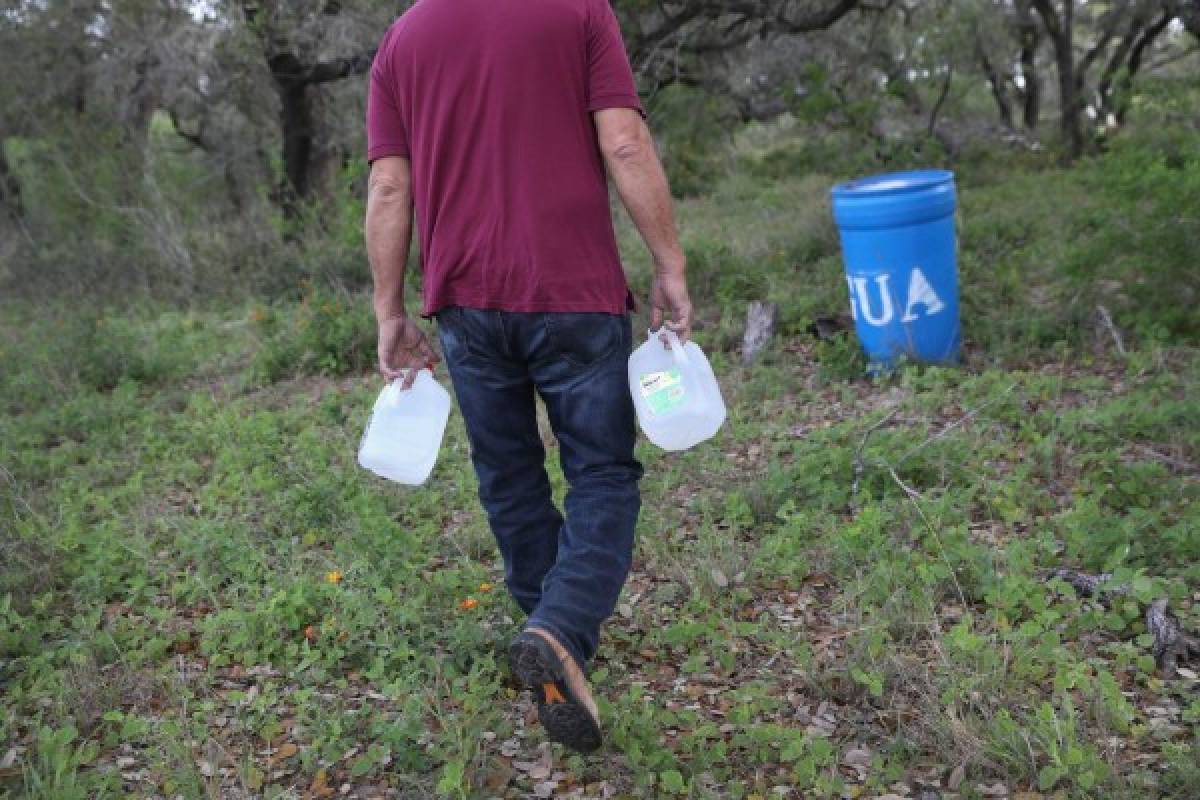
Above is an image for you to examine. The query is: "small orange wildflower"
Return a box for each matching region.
[478,582,494,593]
[458,597,479,611]
[325,570,343,585]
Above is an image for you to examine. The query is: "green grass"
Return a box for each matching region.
[2,131,1199,798]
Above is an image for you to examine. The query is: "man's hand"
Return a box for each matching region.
[377,314,440,389]
[650,269,693,345]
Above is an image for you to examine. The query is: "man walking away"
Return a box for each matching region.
[365,0,691,753]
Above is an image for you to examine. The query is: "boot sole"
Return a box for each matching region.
[508,635,603,754]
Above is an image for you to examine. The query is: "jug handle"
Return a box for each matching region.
[383,372,409,405]
[381,379,402,407]
[386,368,432,399]
[653,328,690,368]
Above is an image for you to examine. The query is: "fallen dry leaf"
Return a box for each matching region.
[270,742,299,765]
[484,766,515,791]
[308,768,336,799]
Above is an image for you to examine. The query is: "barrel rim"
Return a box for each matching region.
[831,169,955,199]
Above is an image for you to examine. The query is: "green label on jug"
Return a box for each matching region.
[640,369,686,417]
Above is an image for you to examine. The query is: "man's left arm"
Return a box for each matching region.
[365,156,438,388]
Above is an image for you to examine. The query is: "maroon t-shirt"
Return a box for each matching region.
[367,0,644,316]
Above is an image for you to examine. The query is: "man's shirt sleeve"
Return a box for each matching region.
[366,45,410,162]
[585,0,644,116]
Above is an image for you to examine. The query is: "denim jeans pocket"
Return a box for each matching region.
[436,306,484,365]
[543,312,627,369]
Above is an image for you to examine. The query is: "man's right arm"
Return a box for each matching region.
[365,156,438,388]
[594,108,693,342]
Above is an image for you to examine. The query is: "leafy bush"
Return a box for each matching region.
[812,334,866,383]
[77,316,176,391]
[18,725,113,800]
[0,526,60,616]
[251,283,376,382]
[647,86,740,197]
[10,311,183,395]
[1066,132,1200,341]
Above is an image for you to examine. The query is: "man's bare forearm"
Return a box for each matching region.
[598,114,686,277]
[364,158,414,321]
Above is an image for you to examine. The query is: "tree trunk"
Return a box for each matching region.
[277,78,313,217]
[1056,1,1084,159]
[263,44,373,217]
[117,55,159,185]
[1018,12,1042,130]
[1032,0,1084,160]
[0,141,23,219]
[927,66,954,138]
[978,46,1014,129]
[1096,20,1144,123]
[1114,12,1172,125]
[1056,62,1084,159]
[742,301,779,367]
[243,2,372,219]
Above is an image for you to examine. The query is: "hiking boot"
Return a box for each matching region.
[507,627,602,753]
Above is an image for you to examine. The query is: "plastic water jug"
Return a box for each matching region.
[628,329,726,452]
[357,370,451,485]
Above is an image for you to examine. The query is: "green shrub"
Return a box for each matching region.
[986,699,1110,794]
[647,86,740,197]
[17,311,182,394]
[251,283,376,382]
[812,334,866,383]
[1066,132,1200,341]
[18,724,114,800]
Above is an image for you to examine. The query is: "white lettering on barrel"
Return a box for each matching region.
[852,274,894,326]
[848,268,948,328]
[901,267,946,323]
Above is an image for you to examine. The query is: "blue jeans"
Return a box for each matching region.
[435,307,643,668]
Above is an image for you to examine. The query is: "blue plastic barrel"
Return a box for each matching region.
[831,170,961,369]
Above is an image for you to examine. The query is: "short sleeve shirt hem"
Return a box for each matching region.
[367,144,410,163]
[587,93,646,117]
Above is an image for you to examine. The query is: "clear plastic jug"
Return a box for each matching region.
[357,370,451,485]
[628,329,726,451]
